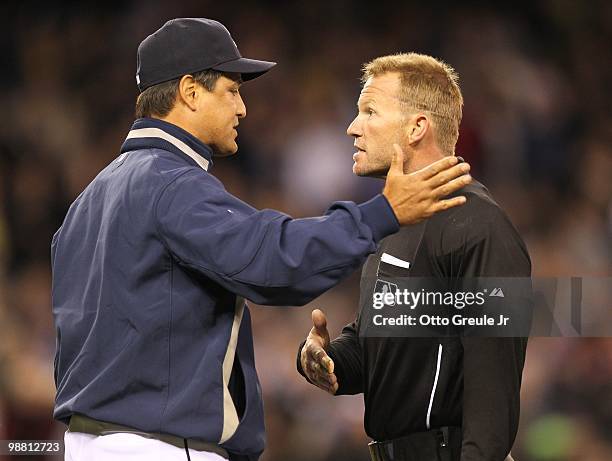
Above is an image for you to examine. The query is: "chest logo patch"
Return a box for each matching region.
[374,279,399,306]
[380,252,411,269]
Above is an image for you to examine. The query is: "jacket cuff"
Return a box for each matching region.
[358,194,400,243]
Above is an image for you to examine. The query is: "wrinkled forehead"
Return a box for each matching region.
[218,72,243,86]
[358,73,402,104]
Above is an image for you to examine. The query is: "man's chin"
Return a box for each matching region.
[212,143,239,157]
[353,163,388,178]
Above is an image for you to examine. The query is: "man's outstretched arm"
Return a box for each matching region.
[158,148,471,306]
[296,309,364,395]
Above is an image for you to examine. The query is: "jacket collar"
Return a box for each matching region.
[120,118,213,171]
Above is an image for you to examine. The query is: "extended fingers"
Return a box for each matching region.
[430,196,467,213]
[427,162,471,189]
[415,155,460,180]
[432,174,472,198]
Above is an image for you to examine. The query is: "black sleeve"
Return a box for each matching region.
[296,316,364,395]
[445,204,530,461]
[460,336,527,461]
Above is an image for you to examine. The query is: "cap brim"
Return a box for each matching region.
[213,57,276,81]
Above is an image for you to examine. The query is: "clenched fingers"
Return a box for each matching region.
[302,345,338,394]
[307,363,337,394]
[312,348,334,373]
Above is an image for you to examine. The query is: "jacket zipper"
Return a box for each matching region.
[426,343,443,430]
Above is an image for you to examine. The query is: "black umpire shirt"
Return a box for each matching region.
[298,180,531,461]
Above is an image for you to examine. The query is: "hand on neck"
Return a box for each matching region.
[404,143,450,174]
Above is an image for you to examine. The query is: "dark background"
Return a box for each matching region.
[0,1,610,460]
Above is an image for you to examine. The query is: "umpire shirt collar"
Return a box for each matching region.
[121,118,213,171]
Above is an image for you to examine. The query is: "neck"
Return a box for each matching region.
[157,112,205,145]
[404,146,450,174]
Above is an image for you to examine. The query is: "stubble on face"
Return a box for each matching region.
[197,74,244,156]
[349,73,408,178]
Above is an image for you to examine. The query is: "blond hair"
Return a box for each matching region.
[362,53,463,154]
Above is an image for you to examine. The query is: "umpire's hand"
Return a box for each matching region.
[300,309,338,395]
[383,145,471,225]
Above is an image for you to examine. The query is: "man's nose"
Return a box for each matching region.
[346,117,360,137]
[237,94,246,119]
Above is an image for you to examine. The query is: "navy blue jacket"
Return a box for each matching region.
[51,118,399,459]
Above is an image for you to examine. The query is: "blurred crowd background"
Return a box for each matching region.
[0,1,611,460]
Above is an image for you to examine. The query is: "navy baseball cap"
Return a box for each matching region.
[136,18,276,92]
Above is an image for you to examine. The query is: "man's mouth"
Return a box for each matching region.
[354,147,366,160]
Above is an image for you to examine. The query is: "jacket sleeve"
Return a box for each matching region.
[155,169,399,306]
[448,205,531,461]
[296,317,364,395]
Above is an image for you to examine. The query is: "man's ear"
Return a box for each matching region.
[177,75,199,111]
[407,114,429,145]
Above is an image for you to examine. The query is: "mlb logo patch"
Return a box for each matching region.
[374,279,399,306]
